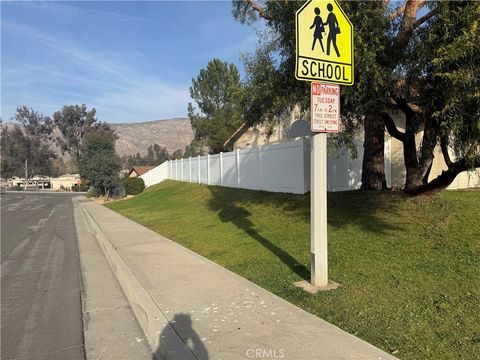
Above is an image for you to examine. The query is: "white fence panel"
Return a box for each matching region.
[139,162,168,187]
[238,148,261,190]
[173,160,178,180]
[191,157,198,183]
[260,140,306,194]
[222,152,237,188]
[209,154,221,186]
[328,147,354,192]
[448,169,480,189]
[140,135,389,194]
[181,159,189,182]
[199,156,208,184]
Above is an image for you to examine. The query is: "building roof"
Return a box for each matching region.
[223,123,250,149]
[129,166,155,176]
[57,173,80,179]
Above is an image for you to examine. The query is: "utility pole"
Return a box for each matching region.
[24,159,28,191]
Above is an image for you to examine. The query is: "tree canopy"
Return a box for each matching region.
[232,0,480,194]
[1,106,55,185]
[121,143,172,168]
[78,129,121,196]
[188,58,244,153]
[53,104,113,162]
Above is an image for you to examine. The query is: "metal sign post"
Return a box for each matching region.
[310,82,340,289]
[310,132,328,287]
[295,0,353,292]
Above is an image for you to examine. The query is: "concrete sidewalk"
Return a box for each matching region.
[77,197,397,360]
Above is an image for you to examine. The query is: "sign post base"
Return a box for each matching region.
[293,280,340,294]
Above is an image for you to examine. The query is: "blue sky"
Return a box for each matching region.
[1,1,260,123]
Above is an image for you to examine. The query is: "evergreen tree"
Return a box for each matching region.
[78,129,121,197]
[188,58,244,153]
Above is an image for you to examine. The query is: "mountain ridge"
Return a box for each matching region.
[110,117,193,156]
[3,117,194,157]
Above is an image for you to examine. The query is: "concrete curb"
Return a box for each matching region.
[76,198,196,360]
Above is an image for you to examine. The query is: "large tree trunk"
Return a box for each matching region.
[402,110,437,193]
[406,158,478,195]
[361,115,386,190]
[402,131,423,192]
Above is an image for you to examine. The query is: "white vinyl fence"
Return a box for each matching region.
[140,136,382,194]
[139,160,169,188]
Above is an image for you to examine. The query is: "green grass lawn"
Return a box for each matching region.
[106,180,480,359]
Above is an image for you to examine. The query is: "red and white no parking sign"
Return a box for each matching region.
[311,82,340,133]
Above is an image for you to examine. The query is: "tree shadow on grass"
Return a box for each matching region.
[208,186,310,280]
[326,190,404,234]
[206,186,404,272]
[208,184,403,236]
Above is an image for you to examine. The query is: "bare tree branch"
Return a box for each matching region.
[394,97,416,118]
[412,10,435,29]
[391,0,426,63]
[245,0,271,20]
[440,136,453,167]
[388,97,422,114]
[381,112,405,142]
[388,4,406,20]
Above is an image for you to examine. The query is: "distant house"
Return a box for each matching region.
[128,166,155,178]
[50,174,80,191]
[10,175,51,189]
[8,174,80,190]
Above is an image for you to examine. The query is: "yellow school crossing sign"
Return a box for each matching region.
[295,0,354,85]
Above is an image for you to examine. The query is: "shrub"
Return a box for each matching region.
[72,184,89,192]
[123,177,145,195]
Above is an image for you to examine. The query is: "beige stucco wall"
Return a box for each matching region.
[233,107,304,150]
[233,125,285,149]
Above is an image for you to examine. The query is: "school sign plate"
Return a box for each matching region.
[295,0,354,85]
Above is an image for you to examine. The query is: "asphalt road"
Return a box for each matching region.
[1,193,85,360]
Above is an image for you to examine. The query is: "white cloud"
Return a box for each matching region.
[2,20,190,123]
[13,1,150,23]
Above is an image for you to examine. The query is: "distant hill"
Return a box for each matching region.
[3,118,194,157]
[111,118,193,156]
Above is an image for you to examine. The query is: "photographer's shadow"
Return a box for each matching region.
[153,313,209,360]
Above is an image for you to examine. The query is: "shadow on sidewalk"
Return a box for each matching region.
[208,187,310,280]
[153,313,209,360]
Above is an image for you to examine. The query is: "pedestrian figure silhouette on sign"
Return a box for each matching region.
[325,3,341,57]
[310,7,325,52]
